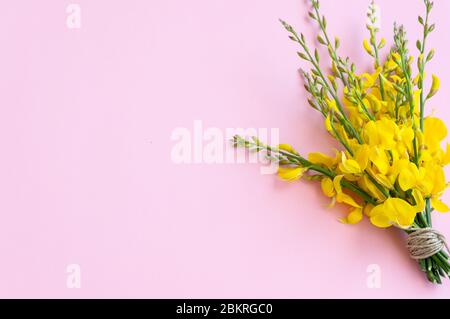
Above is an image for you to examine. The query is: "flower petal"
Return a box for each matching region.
[336,193,361,208]
[277,167,307,182]
[309,152,336,168]
[431,197,450,213]
[370,214,392,228]
[340,207,363,224]
[321,177,335,197]
[333,175,344,194]
[412,189,425,212]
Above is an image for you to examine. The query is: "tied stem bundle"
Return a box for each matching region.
[233,0,450,284]
[406,228,449,260]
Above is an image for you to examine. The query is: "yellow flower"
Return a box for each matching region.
[325,98,338,112]
[413,90,421,113]
[421,165,449,212]
[441,143,450,165]
[354,145,370,171]
[366,94,382,113]
[321,177,335,197]
[340,207,363,224]
[363,204,374,217]
[369,147,390,175]
[363,118,397,149]
[363,121,379,146]
[359,174,387,201]
[360,68,382,89]
[278,167,307,182]
[427,74,440,99]
[390,75,404,84]
[384,58,397,71]
[397,159,420,191]
[308,152,337,168]
[363,39,372,55]
[424,117,447,152]
[431,197,450,213]
[338,152,363,175]
[391,52,401,64]
[333,175,361,208]
[369,198,418,228]
[397,126,414,155]
[418,163,446,196]
[278,144,298,154]
[325,114,333,133]
[412,189,425,212]
[320,175,362,209]
[369,169,394,190]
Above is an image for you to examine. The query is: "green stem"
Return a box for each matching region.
[253,141,378,205]
[419,8,430,131]
[312,4,348,86]
[369,29,386,100]
[288,28,363,144]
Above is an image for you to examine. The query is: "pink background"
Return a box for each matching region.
[0,0,450,298]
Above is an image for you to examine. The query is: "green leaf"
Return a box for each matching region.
[297,52,309,61]
[317,35,326,45]
[416,40,422,51]
[334,37,340,49]
[418,16,424,25]
[426,49,435,62]
[332,79,337,91]
[300,33,305,42]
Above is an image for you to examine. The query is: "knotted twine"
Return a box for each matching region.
[406,227,450,260]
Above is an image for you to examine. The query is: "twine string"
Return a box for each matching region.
[406,227,450,260]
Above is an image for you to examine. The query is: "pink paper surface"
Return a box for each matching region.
[0,0,450,298]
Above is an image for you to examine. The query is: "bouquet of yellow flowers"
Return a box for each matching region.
[233,0,450,284]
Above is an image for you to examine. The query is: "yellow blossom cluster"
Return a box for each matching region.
[234,0,450,284]
[276,14,448,228]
